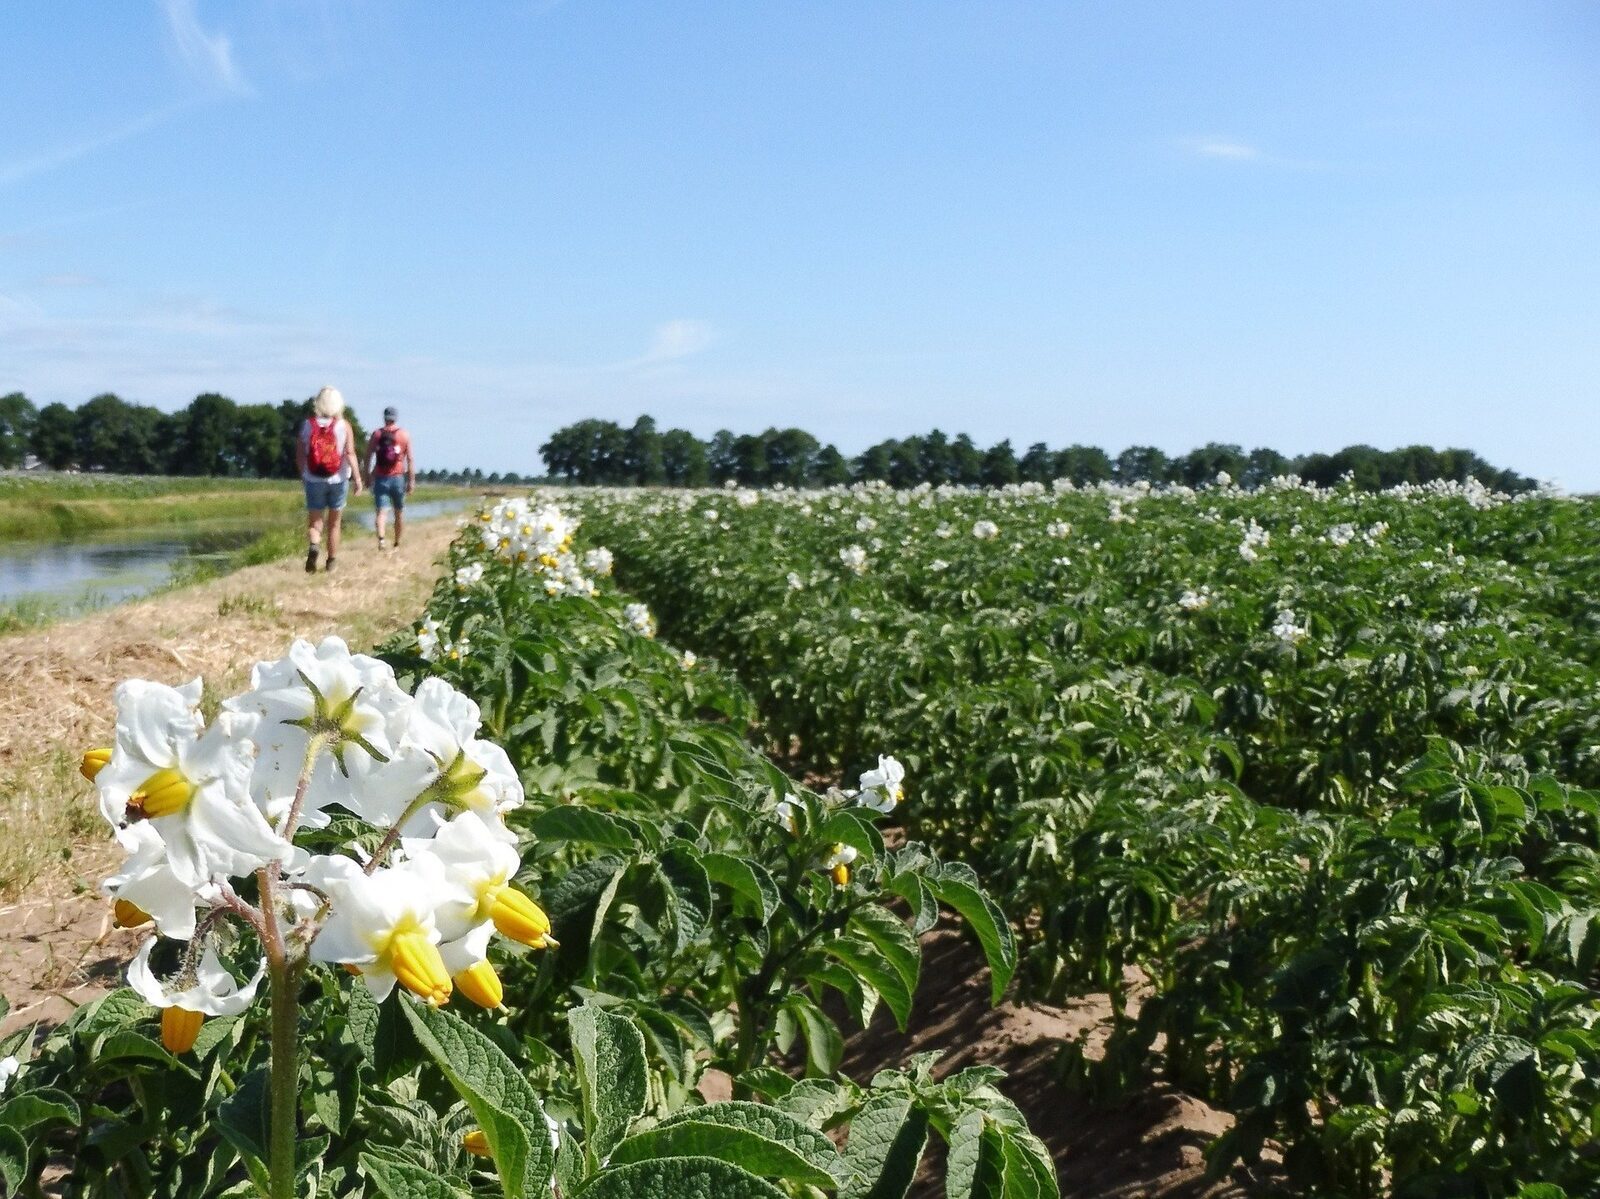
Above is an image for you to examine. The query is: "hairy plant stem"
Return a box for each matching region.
[263,734,327,1199]
[267,951,303,1199]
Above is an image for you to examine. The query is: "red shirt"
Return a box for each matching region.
[367,426,412,478]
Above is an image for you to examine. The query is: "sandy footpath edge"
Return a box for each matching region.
[0,516,460,1032]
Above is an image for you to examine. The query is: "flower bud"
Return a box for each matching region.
[161,1006,204,1054]
[137,768,195,819]
[389,930,452,1006]
[80,747,112,781]
[113,899,152,929]
[830,864,850,888]
[463,1128,492,1157]
[454,960,503,1010]
[483,885,555,949]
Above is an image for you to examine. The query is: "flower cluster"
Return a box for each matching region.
[472,497,600,597]
[84,637,554,1052]
[1239,518,1271,561]
[417,616,470,662]
[972,519,1000,540]
[1273,609,1310,645]
[623,602,656,638]
[840,545,869,574]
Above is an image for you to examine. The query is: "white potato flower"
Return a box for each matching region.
[308,853,468,1005]
[96,695,290,890]
[840,545,869,574]
[972,519,1000,539]
[623,603,656,637]
[0,1057,17,1095]
[224,636,412,831]
[129,937,266,1017]
[856,755,906,813]
[351,677,524,834]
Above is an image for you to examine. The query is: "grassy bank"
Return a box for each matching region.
[0,472,467,541]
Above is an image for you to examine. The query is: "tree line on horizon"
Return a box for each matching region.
[0,391,376,479]
[540,415,1537,493]
[0,393,1538,494]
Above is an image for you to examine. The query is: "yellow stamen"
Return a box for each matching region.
[388,929,452,1006]
[454,960,504,1009]
[161,1006,204,1054]
[113,899,152,928]
[831,864,851,888]
[80,747,112,781]
[481,884,555,949]
[463,1128,492,1157]
[137,768,195,819]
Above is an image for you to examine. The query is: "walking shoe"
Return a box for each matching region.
[305,546,319,573]
[325,556,337,573]
[377,536,387,551]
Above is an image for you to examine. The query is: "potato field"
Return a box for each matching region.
[557,477,1600,1198]
[5,478,1597,1199]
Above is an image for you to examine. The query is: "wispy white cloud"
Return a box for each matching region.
[640,318,716,364]
[162,0,252,95]
[1178,136,1328,171]
[0,108,181,190]
[1184,137,1261,161]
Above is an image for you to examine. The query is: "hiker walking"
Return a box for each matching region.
[298,386,363,573]
[364,406,414,550]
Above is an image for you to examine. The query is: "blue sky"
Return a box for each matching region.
[3,2,1598,486]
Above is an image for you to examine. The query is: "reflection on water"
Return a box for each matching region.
[0,525,271,610]
[0,498,474,617]
[347,497,471,529]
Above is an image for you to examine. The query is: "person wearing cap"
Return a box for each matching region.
[364,405,415,550]
[297,386,363,573]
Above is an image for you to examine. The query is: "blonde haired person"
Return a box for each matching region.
[296,386,363,573]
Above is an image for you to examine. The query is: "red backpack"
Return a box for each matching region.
[376,428,402,470]
[306,419,342,478]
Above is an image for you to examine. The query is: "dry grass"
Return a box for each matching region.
[0,517,459,901]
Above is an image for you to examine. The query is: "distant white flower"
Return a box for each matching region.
[1046,521,1071,538]
[1273,609,1309,645]
[972,519,1000,540]
[678,650,697,670]
[1178,587,1212,612]
[856,516,877,532]
[840,545,868,575]
[583,547,614,577]
[0,1057,16,1095]
[929,559,950,572]
[623,603,656,637]
[454,562,485,590]
[856,755,905,813]
[786,571,805,590]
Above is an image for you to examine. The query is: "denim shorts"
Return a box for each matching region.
[303,478,348,511]
[372,475,406,511]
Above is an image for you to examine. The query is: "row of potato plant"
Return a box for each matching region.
[0,500,1049,1199]
[561,478,1600,1198]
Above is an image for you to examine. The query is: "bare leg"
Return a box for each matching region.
[306,510,324,571]
[393,508,404,548]
[327,510,343,561]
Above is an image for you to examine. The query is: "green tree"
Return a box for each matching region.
[810,444,850,486]
[980,439,1019,486]
[853,441,895,482]
[31,402,77,469]
[949,434,984,485]
[1114,445,1169,484]
[888,437,923,488]
[0,392,37,467]
[660,428,710,486]
[732,433,767,486]
[1017,441,1054,483]
[763,427,820,488]
[1054,444,1112,485]
[707,430,739,484]
[623,415,666,485]
[73,393,136,471]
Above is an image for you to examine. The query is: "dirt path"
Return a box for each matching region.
[0,516,459,1033]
